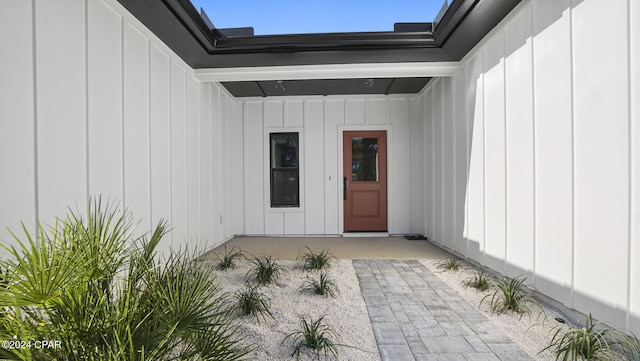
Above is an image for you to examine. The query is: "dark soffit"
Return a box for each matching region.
[222,78,432,97]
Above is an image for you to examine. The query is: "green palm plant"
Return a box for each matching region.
[0,197,249,361]
[540,313,640,361]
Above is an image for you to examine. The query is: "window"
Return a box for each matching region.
[351,137,379,182]
[270,132,299,207]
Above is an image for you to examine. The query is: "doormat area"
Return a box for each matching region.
[404,234,428,240]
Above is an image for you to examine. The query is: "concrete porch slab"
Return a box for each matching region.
[207,235,453,259]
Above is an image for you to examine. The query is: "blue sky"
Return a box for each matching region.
[189,0,448,35]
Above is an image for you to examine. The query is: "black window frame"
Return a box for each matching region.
[270,132,300,208]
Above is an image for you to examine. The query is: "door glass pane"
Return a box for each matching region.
[351,137,378,182]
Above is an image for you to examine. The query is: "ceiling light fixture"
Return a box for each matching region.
[365,78,375,88]
[275,80,286,92]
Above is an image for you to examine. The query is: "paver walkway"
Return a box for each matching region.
[353,260,533,361]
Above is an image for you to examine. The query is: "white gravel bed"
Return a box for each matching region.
[212,259,381,361]
[421,259,566,361]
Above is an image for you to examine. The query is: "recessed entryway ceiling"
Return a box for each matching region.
[221,78,432,97]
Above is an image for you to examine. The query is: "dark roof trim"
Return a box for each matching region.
[164,0,437,55]
[117,0,521,69]
[432,0,479,46]
[162,0,216,53]
[210,31,437,54]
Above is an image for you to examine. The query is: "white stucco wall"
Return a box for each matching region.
[238,95,415,236]
[0,0,239,255]
[420,0,639,334]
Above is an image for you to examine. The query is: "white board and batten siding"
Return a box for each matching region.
[419,0,640,334]
[0,0,240,256]
[4,0,639,339]
[0,0,36,255]
[239,95,416,236]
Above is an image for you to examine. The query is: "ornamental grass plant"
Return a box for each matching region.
[282,316,340,360]
[234,283,274,323]
[296,247,335,271]
[481,275,538,318]
[246,256,286,285]
[436,257,462,272]
[540,313,640,361]
[298,271,339,298]
[462,271,491,292]
[215,245,245,271]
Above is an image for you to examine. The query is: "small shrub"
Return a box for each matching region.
[540,313,640,361]
[282,316,340,360]
[246,256,286,285]
[462,271,490,292]
[296,247,335,271]
[233,284,273,323]
[480,275,537,317]
[298,272,339,298]
[436,257,462,272]
[215,245,245,271]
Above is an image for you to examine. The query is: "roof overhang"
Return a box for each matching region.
[117,0,521,96]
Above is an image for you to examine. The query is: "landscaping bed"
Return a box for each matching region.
[211,258,381,361]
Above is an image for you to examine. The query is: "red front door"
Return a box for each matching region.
[343,131,387,232]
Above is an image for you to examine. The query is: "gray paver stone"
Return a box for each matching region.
[372,322,407,345]
[406,336,427,354]
[379,344,415,361]
[487,343,534,361]
[438,321,475,336]
[463,335,491,353]
[462,353,501,361]
[415,353,467,361]
[421,336,475,354]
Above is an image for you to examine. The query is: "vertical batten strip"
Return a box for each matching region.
[431,86,436,243]
[167,58,173,245]
[147,31,153,232]
[530,3,537,285]
[502,26,508,276]
[464,65,470,257]
[451,78,457,253]
[481,52,486,268]
[84,0,90,205]
[569,0,576,309]
[121,15,126,210]
[441,82,445,246]
[32,0,39,225]
[626,0,633,330]
[183,71,189,241]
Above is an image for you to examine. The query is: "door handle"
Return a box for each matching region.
[343,177,348,200]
